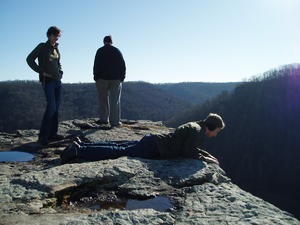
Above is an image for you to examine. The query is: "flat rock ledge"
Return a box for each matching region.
[0,119,299,225]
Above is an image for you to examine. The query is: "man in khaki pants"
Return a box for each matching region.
[93,35,126,127]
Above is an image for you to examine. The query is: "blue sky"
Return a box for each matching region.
[0,0,299,83]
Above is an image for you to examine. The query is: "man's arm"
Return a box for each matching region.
[181,132,202,159]
[174,123,203,159]
[93,49,102,81]
[197,148,219,165]
[200,155,219,165]
[26,43,43,74]
[119,52,126,81]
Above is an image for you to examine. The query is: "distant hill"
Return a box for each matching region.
[122,82,190,121]
[157,82,239,105]
[0,81,190,132]
[166,64,300,219]
[0,81,237,132]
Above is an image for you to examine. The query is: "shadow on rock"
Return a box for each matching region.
[11,179,53,195]
[142,158,207,188]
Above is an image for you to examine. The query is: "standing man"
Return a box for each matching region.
[93,35,126,127]
[26,26,64,145]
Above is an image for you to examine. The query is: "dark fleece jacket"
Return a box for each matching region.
[26,41,63,83]
[93,44,126,81]
[153,121,209,159]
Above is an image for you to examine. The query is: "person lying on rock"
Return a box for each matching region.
[60,113,225,164]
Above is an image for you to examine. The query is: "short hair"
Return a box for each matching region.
[103,35,113,44]
[47,26,61,37]
[204,113,225,131]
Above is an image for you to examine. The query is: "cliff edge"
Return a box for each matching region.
[0,119,298,225]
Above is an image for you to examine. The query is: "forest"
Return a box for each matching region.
[166,64,300,219]
[0,81,236,132]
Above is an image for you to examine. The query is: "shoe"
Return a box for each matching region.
[95,120,109,125]
[111,122,122,128]
[60,142,80,164]
[37,137,49,146]
[75,137,82,144]
[49,134,64,141]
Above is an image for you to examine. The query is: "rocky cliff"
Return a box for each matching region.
[0,119,299,225]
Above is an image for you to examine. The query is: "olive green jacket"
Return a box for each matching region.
[26,41,63,83]
[153,121,208,159]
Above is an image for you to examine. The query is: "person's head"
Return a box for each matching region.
[47,26,61,44]
[203,113,225,138]
[103,35,113,45]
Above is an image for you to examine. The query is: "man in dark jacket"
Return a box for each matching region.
[61,113,225,165]
[93,35,126,127]
[26,26,64,145]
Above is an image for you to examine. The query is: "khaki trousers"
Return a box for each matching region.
[95,79,122,125]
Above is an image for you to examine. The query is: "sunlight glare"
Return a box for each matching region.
[264,0,300,12]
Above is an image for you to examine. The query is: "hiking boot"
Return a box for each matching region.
[95,120,109,125]
[75,137,82,144]
[60,142,80,164]
[111,122,122,128]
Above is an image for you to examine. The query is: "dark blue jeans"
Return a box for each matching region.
[39,80,61,140]
[80,140,138,147]
[77,134,159,161]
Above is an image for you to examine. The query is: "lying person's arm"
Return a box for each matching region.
[197,148,219,165]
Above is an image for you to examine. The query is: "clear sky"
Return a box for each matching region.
[0,0,299,83]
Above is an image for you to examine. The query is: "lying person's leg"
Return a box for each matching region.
[61,142,134,163]
[79,135,159,159]
[75,137,138,147]
[61,135,159,163]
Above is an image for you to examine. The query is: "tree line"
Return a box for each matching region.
[166,64,300,219]
[0,81,236,132]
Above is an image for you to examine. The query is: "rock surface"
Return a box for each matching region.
[0,119,299,225]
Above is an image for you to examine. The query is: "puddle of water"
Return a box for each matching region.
[81,196,173,212]
[56,182,174,212]
[0,151,34,162]
[126,196,172,211]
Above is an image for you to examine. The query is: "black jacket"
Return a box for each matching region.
[93,44,126,81]
[26,41,63,83]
